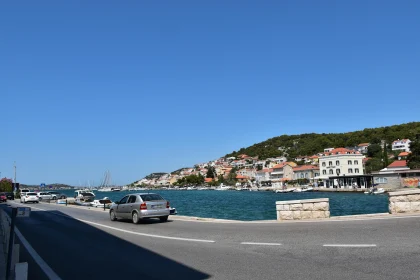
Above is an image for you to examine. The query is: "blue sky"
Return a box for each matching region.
[1,1,419,186]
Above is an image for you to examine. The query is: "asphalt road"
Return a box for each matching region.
[3,200,420,280]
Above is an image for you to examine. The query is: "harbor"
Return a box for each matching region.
[46,188,389,221]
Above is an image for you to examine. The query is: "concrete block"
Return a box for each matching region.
[313,202,329,211]
[290,203,303,211]
[407,195,420,202]
[293,211,302,220]
[410,202,420,212]
[282,204,290,211]
[312,211,326,219]
[276,204,284,211]
[301,211,313,219]
[279,211,293,220]
[389,202,396,214]
[15,262,28,280]
[302,203,314,211]
[390,196,409,202]
[388,189,420,196]
[324,211,330,218]
[394,202,411,213]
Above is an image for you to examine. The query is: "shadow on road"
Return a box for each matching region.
[1,204,210,280]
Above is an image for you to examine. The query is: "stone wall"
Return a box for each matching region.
[388,189,420,214]
[276,198,330,221]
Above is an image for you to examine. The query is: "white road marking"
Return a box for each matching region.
[29,205,216,243]
[323,244,377,248]
[1,209,62,279]
[241,242,282,246]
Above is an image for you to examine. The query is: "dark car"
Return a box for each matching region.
[0,193,7,202]
[5,192,14,200]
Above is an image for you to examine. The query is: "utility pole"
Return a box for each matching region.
[14,161,17,192]
[14,161,17,183]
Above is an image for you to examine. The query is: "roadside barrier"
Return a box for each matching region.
[0,208,28,280]
[388,189,420,214]
[276,198,330,221]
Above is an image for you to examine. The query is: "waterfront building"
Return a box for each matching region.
[398,152,410,160]
[292,165,320,182]
[270,162,294,181]
[392,139,411,152]
[317,148,367,188]
[372,160,420,189]
[255,168,272,182]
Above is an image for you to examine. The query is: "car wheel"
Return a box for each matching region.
[60,195,66,199]
[38,197,42,201]
[52,196,57,200]
[110,210,117,221]
[159,216,169,222]
[132,212,140,224]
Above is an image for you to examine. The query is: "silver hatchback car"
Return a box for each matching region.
[109,193,170,224]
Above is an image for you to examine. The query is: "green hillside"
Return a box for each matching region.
[225,122,420,160]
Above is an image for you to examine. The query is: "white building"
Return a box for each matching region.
[392,139,411,152]
[318,148,367,188]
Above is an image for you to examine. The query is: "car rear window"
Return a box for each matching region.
[140,194,164,201]
[27,193,37,196]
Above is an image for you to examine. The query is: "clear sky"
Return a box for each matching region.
[1,1,419,186]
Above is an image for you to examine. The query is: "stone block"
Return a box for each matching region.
[301,211,313,219]
[313,202,329,211]
[302,203,314,211]
[276,204,284,211]
[279,211,293,220]
[312,211,326,219]
[389,202,396,214]
[282,204,290,211]
[293,211,302,220]
[407,195,420,202]
[410,202,420,212]
[324,211,330,218]
[394,202,411,213]
[390,196,409,202]
[290,203,303,211]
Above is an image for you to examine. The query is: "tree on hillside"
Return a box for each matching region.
[0,178,13,192]
[407,140,420,169]
[383,141,389,167]
[365,158,383,174]
[206,166,216,178]
[367,144,382,158]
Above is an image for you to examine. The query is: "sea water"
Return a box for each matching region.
[57,189,389,221]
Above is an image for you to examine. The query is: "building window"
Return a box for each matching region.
[323,170,327,175]
[322,162,326,167]
[336,169,340,175]
[354,160,358,165]
[375,177,388,184]
[355,168,359,173]
[348,160,352,165]
[300,173,304,178]
[348,168,353,173]
[336,160,340,165]
[329,161,333,166]
[329,169,334,174]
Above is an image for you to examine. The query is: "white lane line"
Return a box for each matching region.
[14,227,62,280]
[241,242,282,246]
[323,244,377,248]
[29,205,215,243]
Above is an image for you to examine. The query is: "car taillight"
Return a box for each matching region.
[140,202,147,210]
[166,201,170,208]
[26,196,29,198]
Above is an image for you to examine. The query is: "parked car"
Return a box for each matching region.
[36,192,53,201]
[47,191,67,200]
[5,192,14,200]
[109,193,170,224]
[20,189,30,196]
[0,193,7,203]
[20,192,39,204]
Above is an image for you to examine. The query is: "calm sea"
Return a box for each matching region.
[57,189,389,221]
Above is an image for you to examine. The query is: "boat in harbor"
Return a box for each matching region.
[301,187,314,192]
[90,197,113,208]
[364,187,386,195]
[74,189,95,203]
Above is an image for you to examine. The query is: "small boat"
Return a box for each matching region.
[301,187,314,192]
[90,197,113,208]
[169,207,177,215]
[293,188,302,193]
[373,188,386,194]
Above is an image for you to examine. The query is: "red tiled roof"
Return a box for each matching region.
[236,175,249,179]
[204,178,213,182]
[293,165,319,171]
[309,155,319,159]
[358,143,370,147]
[398,152,410,157]
[387,160,407,168]
[323,148,360,156]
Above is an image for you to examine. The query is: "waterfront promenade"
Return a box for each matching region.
[1,200,420,280]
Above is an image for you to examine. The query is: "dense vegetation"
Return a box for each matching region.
[0,178,13,192]
[225,122,420,160]
[407,140,420,169]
